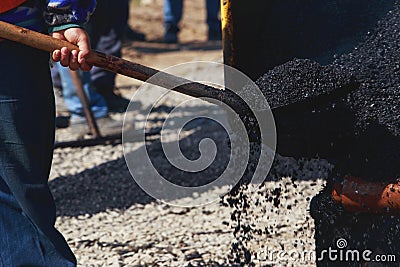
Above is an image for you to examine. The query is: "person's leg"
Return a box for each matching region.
[57,62,108,121]
[205,0,222,40]
[0,180,77,266]
[88,0,131,112]
[124,0,146,41]
[164,0,183,27]
[0,42,76,265]
[0,181,46,266]
[163,0,183,43]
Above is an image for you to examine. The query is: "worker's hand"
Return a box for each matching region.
[51,27,92,71]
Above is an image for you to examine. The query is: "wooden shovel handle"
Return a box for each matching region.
[0,20,250,114]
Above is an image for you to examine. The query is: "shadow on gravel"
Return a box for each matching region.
[50,155,154,217]
[50,104,232,217]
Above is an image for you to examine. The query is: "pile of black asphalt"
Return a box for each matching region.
[256,2,400,182]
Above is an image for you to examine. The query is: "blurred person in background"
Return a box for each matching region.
[163,0,221,43]
[88,0,144,110]
[54,0,143,133]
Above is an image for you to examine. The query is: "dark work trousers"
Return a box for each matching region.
[0,41,76,266]
[88,0,129,96]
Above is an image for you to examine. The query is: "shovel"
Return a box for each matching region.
[0,21,254,148]
[0,21,248,112]
[0,21,358,154]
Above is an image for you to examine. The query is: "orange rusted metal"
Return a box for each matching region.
[332,176,400,213]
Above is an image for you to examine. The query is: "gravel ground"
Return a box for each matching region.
[50,140,325,266]
[51,84,327,266]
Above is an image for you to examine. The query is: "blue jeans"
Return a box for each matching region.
[0,41,76,266]
[57,62,108,121]
[164,0,221,32]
